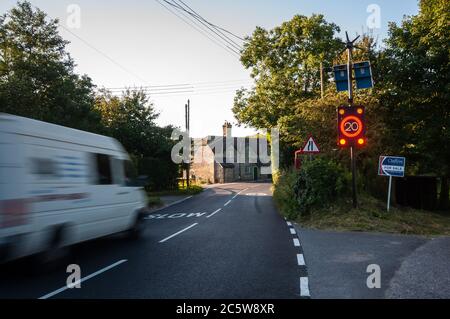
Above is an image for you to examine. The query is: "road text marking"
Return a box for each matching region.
[38,259,127,299]
[293,238,300,247]
[290,228,296,234]
[159,223,198,243]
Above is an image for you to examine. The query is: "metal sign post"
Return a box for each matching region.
[387,175,393,212]
[378,156,406,212]
[345,32,360,208]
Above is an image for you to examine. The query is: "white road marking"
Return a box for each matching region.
[38,259,127,299]
[297,254,305,266]
[206,208,222,218]
[300,277,310,297]
[159,223,198,243]
[287,221,292,226]
[232,187,249,199]
[290,228,296,235]
[224,200,231,206]
[293,238,300,247]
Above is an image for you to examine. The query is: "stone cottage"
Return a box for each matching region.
[190,121,272,184]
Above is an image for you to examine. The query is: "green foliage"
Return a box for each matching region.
[273,158,350,219]
[235,1,450,208]
[295,158,350,215]
[376,0,450,178]
[233,14,342,129]
[138,156,179,192]
[0,1,181,192]
[0,1,102,133]
[272,168,301,220]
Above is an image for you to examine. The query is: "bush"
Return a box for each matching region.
[137,156,179,191]
[273,158,350,219]
[273,168,301,220]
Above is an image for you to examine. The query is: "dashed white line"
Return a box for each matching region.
[289,228,296,235]
[224,200,231,206]
[159,223,198,243]
[300,277,310,297]
[297,254,305,266]
[206,208,222,218]
[232,187,249,199]
[293,238,300,247]
[38,259,127,299]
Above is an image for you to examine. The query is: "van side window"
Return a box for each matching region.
[124,160,137,186]
[95,154,113,185]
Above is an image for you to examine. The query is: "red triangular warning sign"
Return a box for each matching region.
[301,136,320,154]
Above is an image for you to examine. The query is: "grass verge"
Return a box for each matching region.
[147,185,203,198]
[297,194,450,237]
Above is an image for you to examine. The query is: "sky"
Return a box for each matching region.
[0,0,419,137]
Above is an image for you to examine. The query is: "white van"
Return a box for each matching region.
[0,113,148,263]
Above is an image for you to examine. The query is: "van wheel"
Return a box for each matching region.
[36,227,71,270]
[127,213,145,240]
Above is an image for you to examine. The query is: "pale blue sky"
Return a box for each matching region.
[0,0,419,137]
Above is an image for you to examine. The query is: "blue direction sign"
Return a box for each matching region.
[378,156,405,177]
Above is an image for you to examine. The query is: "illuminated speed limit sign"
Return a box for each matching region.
[337,106,366,147]
[340,115,363,138]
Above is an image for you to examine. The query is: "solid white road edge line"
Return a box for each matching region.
[293,238,300,247]
[206,208,222,218]
[297,254,305,266]
[38,259,128,299]
[159,223,198,243]
[300,277,310,297]
[224,200,231,206]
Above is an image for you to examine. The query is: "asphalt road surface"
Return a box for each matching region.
[0,182,306,299]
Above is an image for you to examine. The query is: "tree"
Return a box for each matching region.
[377,0,450,209]
[0,1,102,133]
[95,89,179,190]
[233,14,343,130]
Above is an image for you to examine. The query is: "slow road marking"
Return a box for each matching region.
[159,223,198,243]
[38,259,127,299]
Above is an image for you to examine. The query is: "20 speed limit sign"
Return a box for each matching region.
[340,115,363,138]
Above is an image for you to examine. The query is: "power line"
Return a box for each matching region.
[60,26,149,84]
[27,3,149,85]
[165,0,243,52]
[155,0,240,57]
[103,79,252,91]
[175,0,245,44]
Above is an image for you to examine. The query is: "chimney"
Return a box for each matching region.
[222,121,232,138]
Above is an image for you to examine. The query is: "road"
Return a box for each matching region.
[0,182,307,299]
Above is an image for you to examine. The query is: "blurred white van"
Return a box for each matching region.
[0,113,148,263]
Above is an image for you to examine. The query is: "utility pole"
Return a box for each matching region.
[344,31,360,208]
[185,99,190,188]
[320,61,325,99]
